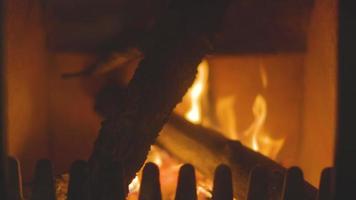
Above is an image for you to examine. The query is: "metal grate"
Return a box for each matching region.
[7,157,334,200]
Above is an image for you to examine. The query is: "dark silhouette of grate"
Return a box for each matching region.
[7,157,334,200]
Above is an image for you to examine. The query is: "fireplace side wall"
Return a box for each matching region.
[298,0,337,186]
[5,0,50,180]
[47,53,102,173]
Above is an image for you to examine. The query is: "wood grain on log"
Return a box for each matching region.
[157,114,317,200]
[87,0,230,198]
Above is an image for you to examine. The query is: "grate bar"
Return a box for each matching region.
[6,159,335,200]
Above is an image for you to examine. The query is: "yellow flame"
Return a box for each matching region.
[216,96,238,140]
[197,185,213,198]
[148,146,163,167]
[244,95,285,159]
[128,176,140,193]
[259,63,268,89]
[127,60,286,199]
[215,94,285,159]
[128,147,163,197]
[185,60,209,124]
[248,95,268,151]
[181,60,285,160]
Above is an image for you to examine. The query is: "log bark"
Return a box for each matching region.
[157,114,317,200]
[87,0,230,198]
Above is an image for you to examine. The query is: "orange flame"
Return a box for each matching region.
[128,176,140,194]
[185,60,209,124]
[129,60,285,199]
[182,60,285,160]
[244,94,285,159]
[216,96,239,140]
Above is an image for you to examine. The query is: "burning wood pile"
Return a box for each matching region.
[85,0,231,197]
[2,0,334,199]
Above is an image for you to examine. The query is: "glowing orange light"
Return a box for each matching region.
[128,176,140,193]
[244,94,285,159]
[181,60,285,160]
[128,60,286,199]
[185,60,209,124]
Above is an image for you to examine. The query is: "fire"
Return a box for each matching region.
[216,96,238,140]
[127,146,164,199]
[128,146,212,199]
[185,60,209,124]
[128,60,285,199]
[244,94,285,159]
[182,60,285,160]
[129,176,140,193]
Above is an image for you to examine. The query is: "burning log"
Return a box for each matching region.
[87,0,231,198]
[156,114,317,200]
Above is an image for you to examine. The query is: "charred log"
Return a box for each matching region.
[87,0,231,198]
[157,114,317,200]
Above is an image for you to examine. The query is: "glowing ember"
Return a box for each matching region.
[197,185,213,199]
[127,146,212,199]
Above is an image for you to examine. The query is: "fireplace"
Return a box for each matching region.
[0,0,355,199]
